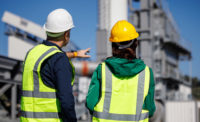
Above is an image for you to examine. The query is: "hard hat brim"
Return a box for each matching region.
[109,32,139,43]
[43,24,75,33]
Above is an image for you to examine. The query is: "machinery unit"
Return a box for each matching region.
[129,0,191,101]
[2,11,45,60]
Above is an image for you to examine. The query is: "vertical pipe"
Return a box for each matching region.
[110,0,128,28]
[140,0,152,66]
[97,0,110,61]
[11,84,17,120]
[189,60,192,84]
[128,0,134,12]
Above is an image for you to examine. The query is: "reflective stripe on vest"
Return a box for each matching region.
[93,62,150,122]
[21,44,74,121]
[22,47,58,99]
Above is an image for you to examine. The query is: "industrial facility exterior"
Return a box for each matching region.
[0,0,199,122]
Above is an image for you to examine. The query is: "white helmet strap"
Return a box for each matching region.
[117,40,134,49]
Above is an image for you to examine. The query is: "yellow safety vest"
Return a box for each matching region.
[20,44,74,122]
[93,62,150,122]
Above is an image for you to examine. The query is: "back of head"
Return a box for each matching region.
[109,20,139,60]
[112,39,138,60]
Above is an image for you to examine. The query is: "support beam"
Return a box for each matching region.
[0,84,12,96]
[11,84,17,120]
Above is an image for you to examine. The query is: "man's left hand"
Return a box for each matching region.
[77,48,91,58]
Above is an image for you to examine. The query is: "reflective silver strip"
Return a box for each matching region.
[21,111,60,118]
[23,48,58,98]
[23,47,34,73]
[136,69,146,120]
[33,48,57,92]
[23,48,32,64]
[94,64,148,121]
[103,65,112,113]
[93,111,149,121]
[22,91,56,98]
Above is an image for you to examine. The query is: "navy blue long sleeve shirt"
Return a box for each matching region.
[40,41,77,122]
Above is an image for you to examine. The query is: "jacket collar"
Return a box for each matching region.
[42,40,63,52]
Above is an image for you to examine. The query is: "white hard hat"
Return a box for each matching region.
[43,8,74,33]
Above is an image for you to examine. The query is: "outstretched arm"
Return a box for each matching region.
[66,48,91,58]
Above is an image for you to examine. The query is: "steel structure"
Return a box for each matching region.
[128,0,191,101]
[0,55,22,121]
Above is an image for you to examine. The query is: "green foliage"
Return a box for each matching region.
[191,76,200,100]
[184,75,200,100]
[192,87,200,100]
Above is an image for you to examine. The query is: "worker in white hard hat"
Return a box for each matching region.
[21,8,90,122]
[86,20,156,122]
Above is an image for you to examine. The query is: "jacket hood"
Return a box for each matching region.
[104,57,146,77]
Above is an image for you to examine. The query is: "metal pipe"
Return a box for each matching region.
[72,61,99,76]
[189,60,192,84]
[128,0,134,12]
[158,0,163,9]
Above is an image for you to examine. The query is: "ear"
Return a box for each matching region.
[64,30,70,40]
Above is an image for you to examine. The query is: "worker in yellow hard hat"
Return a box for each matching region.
[86,20,156,122]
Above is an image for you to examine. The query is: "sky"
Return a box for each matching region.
[166,0,200,79]
[0,0,199,79]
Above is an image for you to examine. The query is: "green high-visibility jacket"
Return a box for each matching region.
[20,44,74,122]
[86,57,156,118]
[92,62,150,122]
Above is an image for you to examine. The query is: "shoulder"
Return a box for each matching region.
[146,66,154,76]
[46,52,73,74]
[143,64,153,74]
[143,65,155,81]
[49,52,69,63]
[42,52,70,69]
[97,62,104,71]
[145,66,155,86]
[91,63,103,80]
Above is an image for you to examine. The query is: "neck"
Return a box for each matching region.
[49,40,63,48]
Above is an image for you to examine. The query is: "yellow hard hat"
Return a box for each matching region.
[109,20,139,42]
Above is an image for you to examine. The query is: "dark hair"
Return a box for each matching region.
[112,39,138,60]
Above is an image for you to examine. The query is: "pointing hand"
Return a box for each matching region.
[77,48,91,58]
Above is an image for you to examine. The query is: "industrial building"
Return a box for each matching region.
[0,0,199,122]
